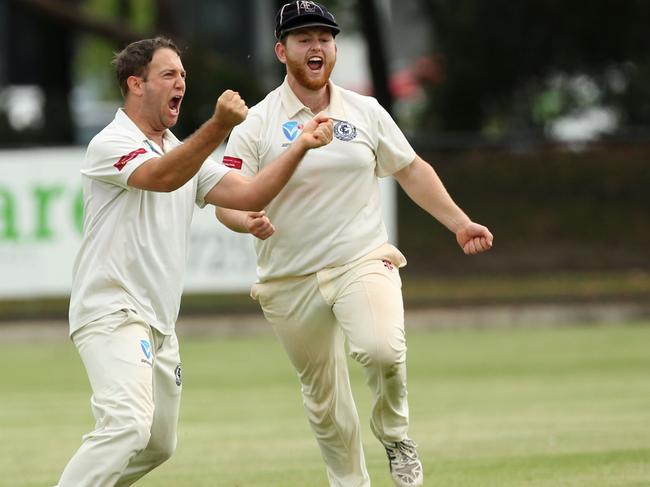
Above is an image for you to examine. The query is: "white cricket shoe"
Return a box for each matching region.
[383,438,424,487]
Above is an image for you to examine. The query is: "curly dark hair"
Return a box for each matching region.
[112,37,181,97]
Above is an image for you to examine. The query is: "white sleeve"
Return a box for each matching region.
[372,100,417,178]
[195,158,231,208]
[81,135,159,189]
[222,114,263,177]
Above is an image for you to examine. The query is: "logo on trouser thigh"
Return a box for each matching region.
[382,259,394,271]
[140,339,153,366]
[175,363,182,386]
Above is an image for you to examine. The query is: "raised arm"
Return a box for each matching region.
[206,113,333,212]
[393,155,494,255]
[127,90,247,192]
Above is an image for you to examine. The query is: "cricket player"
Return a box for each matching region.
[56,36,332,487]
[216,2,494,486]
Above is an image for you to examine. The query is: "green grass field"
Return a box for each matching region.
[2,322,650,486]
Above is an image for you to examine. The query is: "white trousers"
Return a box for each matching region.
[252,243,410,487]
[57,309,182,487]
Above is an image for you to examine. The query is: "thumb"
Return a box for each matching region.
[313,111,331,124]
[248,210,266,218]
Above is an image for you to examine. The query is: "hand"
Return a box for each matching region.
[456,222,493,255]
[298,112,333,150]
[214,90,248,130]
[245,211,275,240]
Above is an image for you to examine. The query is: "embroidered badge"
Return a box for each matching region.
[175,363,182,386]
[223,156,243,169]
[140,339,153,366]
[114,148,147,171]
[333,121,357,141]
[140,339,152,359]
[282,120,303,141]
[299,1,317,13]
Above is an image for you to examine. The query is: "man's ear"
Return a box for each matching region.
[126,76,144,96]
[275,42,287,65]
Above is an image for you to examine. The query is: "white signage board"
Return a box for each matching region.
[0,147,397,298]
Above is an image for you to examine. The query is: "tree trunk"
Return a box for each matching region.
[356,0,393,115]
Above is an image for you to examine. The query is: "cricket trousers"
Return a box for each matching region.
[57,309,182,487]
[251,243,410,487]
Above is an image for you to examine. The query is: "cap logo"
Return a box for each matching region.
[299,1,317,13]
[276,1,339,39]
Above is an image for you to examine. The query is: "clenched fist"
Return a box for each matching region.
[245,211,275,240]
[455,222,494,255]
[214,90,248,130]
[298,112,333,150]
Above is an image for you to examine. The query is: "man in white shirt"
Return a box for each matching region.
[57,36,332,487]
[217,3,494,487]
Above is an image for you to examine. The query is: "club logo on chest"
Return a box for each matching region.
[334,120,357,141]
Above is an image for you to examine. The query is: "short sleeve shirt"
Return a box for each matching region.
[68,109,230,335]
[224,79,416,281]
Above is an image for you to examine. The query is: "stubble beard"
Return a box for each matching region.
[143,90,178,131]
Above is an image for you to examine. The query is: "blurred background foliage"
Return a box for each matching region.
[5,0,650,143]
[418,0,650,135]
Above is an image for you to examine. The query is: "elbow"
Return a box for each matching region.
[245,199,266,212]
[215,206,223,222]
[240,187,268,212]
[250,191,275,211]
[156,175,184,193]
[223,194,266,212]
[220,179,271,211]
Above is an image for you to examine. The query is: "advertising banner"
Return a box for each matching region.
[0,147,396,298]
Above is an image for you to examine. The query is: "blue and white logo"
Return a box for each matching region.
[140,339,152,360]
[282,120,303,141]
[334,121,357,141]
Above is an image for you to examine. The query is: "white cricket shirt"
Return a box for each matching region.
[69,109,230,335]
[224,79,416,281]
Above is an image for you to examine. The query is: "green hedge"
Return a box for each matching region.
[399,144,650,276]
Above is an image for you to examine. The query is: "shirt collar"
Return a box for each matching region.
[114,108,178,153]
[279,77,346,121]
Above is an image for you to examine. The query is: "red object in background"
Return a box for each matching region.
[390,55,445,99]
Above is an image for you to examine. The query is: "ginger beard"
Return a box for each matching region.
[285,49,336,91]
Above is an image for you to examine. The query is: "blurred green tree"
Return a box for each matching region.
[418,0,650,134]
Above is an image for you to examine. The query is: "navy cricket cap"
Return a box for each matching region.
[275,1,341,40]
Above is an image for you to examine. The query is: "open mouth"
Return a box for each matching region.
[168,95,183,114]
[307,56,323,71]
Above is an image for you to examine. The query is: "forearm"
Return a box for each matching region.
[206,140,309,210]
[395,157,471,233]
[207,113,332,210]
[154,118,230,191]
[245,139,309,209]
[216,207,250,233]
